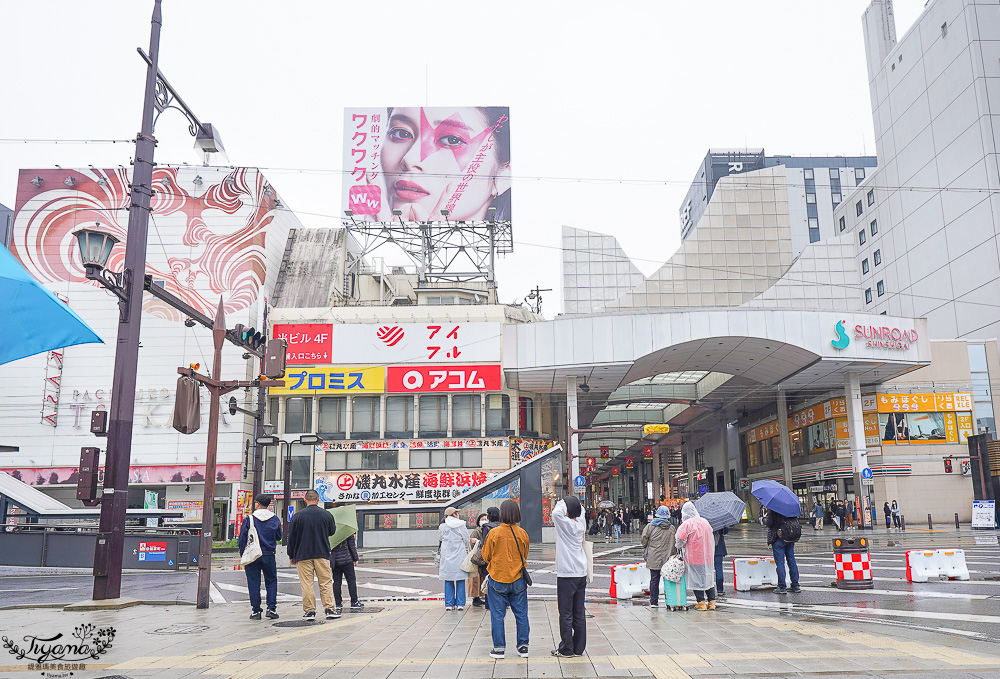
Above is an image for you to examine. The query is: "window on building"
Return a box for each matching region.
[859,230,866,246]
[877,280,885,297]
[829,167,840,179]
[385,395,414,434]
[519,397,535,433]
[486,394,511,432]
[806,193,817,204]
[968,343,995,432]
[325,449,363,471]
[268,397,279,430]
[362,449,398,470]
[865,288,873,304]
[452,394,481,434]
[418,395,448,435]
[839,216,846,232]
[862,258,870,274]
[284,397,312,434]
[803,168,814,180]
[808,217,820,243]
[832,193,842,205]
[870,219,878,236]
[290,444,313,489]
[941,22,948,37]
[352,396,380,435]
[318,397,346,436]
[867,189,875,206]
[856,200,863,216]
[410,448,483,469]
[855,167,866,184]
[874,249,882,266]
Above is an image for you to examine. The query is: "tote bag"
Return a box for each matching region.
[239,514,263,566]
[662,554,685,583]
[583,540,595,585]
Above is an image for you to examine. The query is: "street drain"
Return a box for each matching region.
[149,625,212,634]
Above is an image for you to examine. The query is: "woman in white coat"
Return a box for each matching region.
[439,506,472,610]
[675,501,717,611]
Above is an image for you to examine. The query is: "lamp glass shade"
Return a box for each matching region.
[73,228,120,268]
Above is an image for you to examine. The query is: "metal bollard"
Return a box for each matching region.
[955,513,960,529]
[900,515,906,530]
[928,514,933,530]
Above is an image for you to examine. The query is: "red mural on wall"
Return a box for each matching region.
[10,167,278,320]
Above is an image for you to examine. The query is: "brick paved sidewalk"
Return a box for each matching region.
[2,599,1000,679]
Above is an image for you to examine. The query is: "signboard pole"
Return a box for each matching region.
[845,372,872,530]
[567,377,581,505]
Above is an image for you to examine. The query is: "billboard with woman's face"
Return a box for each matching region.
[343,106,511,223]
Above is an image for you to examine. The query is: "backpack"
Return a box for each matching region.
[778,516,801,543]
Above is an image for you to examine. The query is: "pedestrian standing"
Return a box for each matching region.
[439,506,472,611]
[482,499,530,659]
[469,513,488,607]
[846,500,855,529]
[612,513,623,543]
[883,501,892,529]
[478,506,501,611]
[891,500,901,529]
[551,496,587,658]
[714,526,728,597]
[834,500,846,531]
[812,501,824,530]
[641,506,676,608]
[330,529,362,613]
[764,509,801,594]
[239,494,282,620]
[675,502,717,610]
[287,489,338,621]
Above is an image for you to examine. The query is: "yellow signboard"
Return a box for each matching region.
[876,392,973,413]
[643,424,671,434]
[270,366,385,395]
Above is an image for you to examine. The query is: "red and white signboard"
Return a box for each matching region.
[315,470,498,503]
[273,324,333,364]
[387,365,502,393]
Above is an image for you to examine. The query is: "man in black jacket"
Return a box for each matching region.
[288,489,338,620]
[765,510,800,594]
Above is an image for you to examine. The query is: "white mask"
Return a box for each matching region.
[479,519,488,526]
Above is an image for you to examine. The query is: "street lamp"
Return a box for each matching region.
[255,434,323,543]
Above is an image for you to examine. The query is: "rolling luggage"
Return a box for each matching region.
[662,573,690,611]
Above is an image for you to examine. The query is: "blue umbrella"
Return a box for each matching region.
[751,480,802,517]
[0,246,102,364]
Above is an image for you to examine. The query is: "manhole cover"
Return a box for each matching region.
[149,625,212,634]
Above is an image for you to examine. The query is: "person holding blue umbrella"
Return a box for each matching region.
[752,480,802,595]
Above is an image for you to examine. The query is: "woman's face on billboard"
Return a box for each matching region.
[381,107,508,221]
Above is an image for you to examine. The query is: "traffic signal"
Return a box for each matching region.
[77,447,100,504]
[586,457,596,468]
[172,375,202,434]
[263,338,287,378]
[944,458,953,473]
[232,324,266,352]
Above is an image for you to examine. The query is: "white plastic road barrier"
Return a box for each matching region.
[905,549,970,582]
[610,562,650,599]
[733,557,778,591]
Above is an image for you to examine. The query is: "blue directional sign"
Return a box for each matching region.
[574,475,586,487]
[861,467,873,480]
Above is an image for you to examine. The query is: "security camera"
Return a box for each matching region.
[579,383,590,393]
[242,352,251,360]
[183,318,196,328]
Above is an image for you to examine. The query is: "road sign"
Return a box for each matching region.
[861,467,873,480]
[574,475,586,487]
[861,477,874,486]
[737,477,751,492]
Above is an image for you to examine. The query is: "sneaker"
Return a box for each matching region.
[303,610,316,621]
[490,647,505,659]
[249,611,262,620]
[775,586,788,594]
[472,597,485,607]
[789,585,802,593]
[445,606,454,611]
[335,607,343,615]
[551,649,574,658]
[517,645,529,658]
[456,605,464,611]
[351,601,365,609]
[325,608,341,620]
[266,609,279,619]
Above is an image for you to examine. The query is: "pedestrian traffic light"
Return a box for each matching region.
[586,457,596,468]
[232,324,266,353]
[944,458,953,473]
[77,447,100,505]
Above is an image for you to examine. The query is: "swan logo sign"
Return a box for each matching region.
[831,320,850,350]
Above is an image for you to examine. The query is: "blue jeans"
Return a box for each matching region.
[714,554,725,594]
[771,539,799,588]
[244,554,277,613]
[488,577,529,649]
[444,579,467,608]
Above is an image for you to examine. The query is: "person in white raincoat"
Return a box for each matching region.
[439,506,472,610]
[674,501,717,611]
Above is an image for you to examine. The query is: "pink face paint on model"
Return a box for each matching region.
[419,108,493,170]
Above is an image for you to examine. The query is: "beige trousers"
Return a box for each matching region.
[296,558,335,613]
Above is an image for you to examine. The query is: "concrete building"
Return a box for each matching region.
[837,0,1000,339]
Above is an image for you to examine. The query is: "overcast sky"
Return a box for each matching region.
[0,1,925,315]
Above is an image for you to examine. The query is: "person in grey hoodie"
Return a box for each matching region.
[239,494,283,620]
[551,496,587,658]
[439,506,472,610]
[641,505,677,608]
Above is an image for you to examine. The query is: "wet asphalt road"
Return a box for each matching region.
[3,524,999,643]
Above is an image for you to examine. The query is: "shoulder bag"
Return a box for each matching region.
[240,514,263,566]
[583,539,594,585]
[510,525,532,586]
[460,538,479,573]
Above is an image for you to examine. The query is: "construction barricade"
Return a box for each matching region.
[833,537,874,589]
[733,557,778,591]
[905,549,970,582]
[609,562,650,599]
